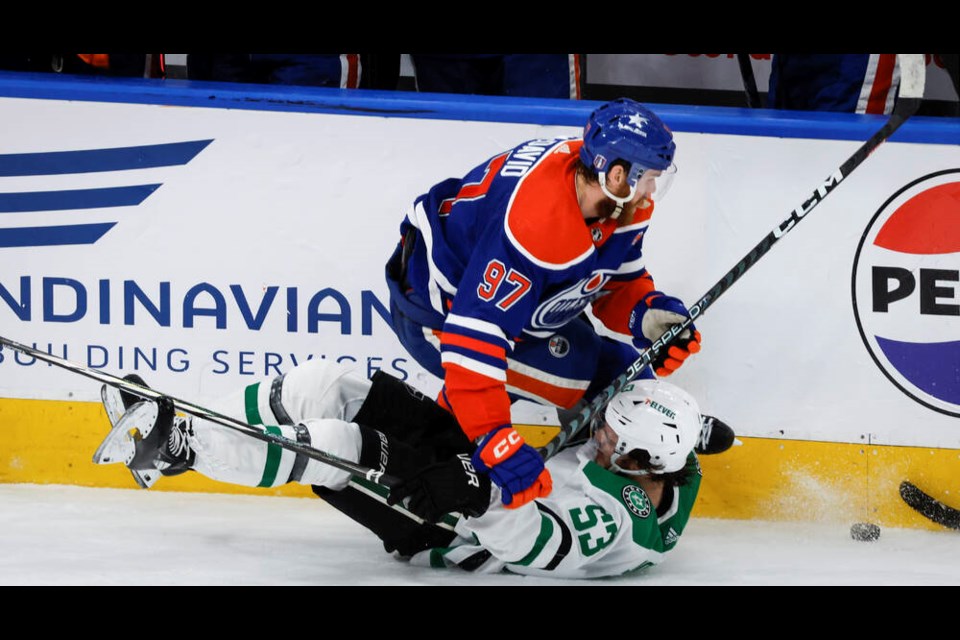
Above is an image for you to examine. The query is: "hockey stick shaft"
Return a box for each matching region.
[737,54,762,108]
[0,335,457,530]
[538,55,926,461]
[0,335,403,489]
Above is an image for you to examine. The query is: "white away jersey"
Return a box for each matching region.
[410,443,702,579]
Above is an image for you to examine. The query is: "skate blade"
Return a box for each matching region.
[101,384,124,424]
[92,400,158,466]
[100,385,162,489]
[129,468,160,489]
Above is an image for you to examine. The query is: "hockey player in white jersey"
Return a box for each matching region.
[94,358,728,579]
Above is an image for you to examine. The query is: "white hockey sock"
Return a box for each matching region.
[189,416,361,489]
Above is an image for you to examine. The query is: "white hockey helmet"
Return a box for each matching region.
[602,379,702,474]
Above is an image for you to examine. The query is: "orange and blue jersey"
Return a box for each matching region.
[388,137,657,441]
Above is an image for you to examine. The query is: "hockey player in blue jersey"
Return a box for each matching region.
[384,98,704,512]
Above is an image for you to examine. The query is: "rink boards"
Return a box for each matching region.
[1,395,959,531]
[0,72,958,530]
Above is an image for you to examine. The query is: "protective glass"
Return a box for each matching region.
[632,163,677,203]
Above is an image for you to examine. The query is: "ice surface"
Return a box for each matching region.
[1,483,957,586]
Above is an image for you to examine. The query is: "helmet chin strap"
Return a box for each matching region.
[608,436,656,476]
[598,172,638,220]
[609,454,653,477]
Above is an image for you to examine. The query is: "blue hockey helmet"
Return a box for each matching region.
[580,98,677,213]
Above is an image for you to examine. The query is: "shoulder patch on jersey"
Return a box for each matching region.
[505,149,593,268]
[622,485,652,519]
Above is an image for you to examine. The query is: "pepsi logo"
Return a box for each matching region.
[852,170,960,417]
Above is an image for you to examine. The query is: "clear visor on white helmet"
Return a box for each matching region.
[598,161,677,216]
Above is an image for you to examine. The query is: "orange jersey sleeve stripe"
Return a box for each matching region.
[506,367,588,409]
[439,331,508,360]
[442,361,513,441]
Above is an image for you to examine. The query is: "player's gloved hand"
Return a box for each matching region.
[629,290,702,377]
[471,425,552,509]
[386,453,492,523]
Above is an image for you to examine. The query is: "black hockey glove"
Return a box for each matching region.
[387,453,492,524]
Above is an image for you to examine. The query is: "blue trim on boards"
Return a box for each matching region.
[1,71,958,146]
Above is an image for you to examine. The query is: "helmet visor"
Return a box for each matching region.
[630,163,677,203]
[593,421,650,476]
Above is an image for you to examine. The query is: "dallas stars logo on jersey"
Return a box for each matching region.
[622,485,652,518]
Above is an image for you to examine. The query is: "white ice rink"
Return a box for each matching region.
[1,483,957,586]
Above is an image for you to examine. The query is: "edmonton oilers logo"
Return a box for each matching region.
[852,170,960,417]
[532,273,610,330]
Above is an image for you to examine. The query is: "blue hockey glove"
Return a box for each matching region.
[629,290,702,377]
[471,425,552,509]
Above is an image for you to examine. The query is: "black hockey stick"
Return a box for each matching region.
[1,335,463,531]
[900,481,960,530]
[0,334,460,530]
[0,335,402,490]
[538,54,927,461]
[736,54,763,109]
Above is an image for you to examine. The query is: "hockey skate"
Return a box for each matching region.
[100,375,159,488]
[94,377,195,487]
[695,415,737,455]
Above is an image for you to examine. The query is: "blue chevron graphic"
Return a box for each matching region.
[0,140,211,248]
[0,223,116,248]
[0,185,160,213]
[0,140,212,176]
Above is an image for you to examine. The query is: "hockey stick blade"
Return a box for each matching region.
[539,54,926,461]
[0,334,402,489]
[900,481,960,531]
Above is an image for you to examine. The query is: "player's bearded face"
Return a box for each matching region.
[604,170,660,224]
